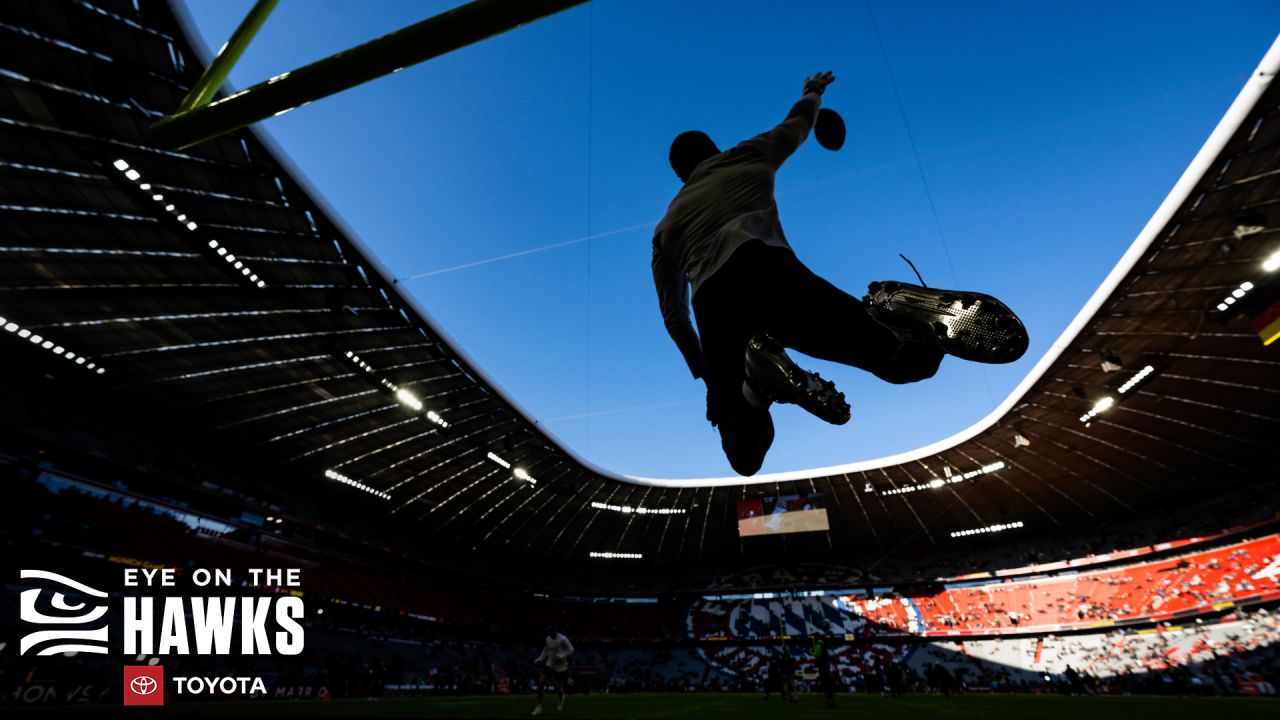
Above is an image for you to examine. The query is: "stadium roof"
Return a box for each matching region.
[2,1,1278,565]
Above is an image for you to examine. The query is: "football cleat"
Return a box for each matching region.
[864,281,1028,364]
[745,333,851,425]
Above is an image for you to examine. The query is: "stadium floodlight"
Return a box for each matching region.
[395,388,423,411]
[111,158,265,288]
[950,520,1024,538]
[1118,365,1155,394]
[591,501,687,515]
[342,348,449,427]
[1,314,104,373]
[1215,279,1260,313]
[323,468,391,500]
[513,468,532,482]
[880,460,1005,495]
[589,551,643,560]
[1079,396,1115,424]
[487,452,511,469]
[1264,249,1280,272]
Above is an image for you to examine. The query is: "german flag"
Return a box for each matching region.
[1252,297,1280,346]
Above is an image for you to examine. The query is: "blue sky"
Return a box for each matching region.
[183,1,1280,478]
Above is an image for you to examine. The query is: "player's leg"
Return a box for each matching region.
[556,672,566,709]
[692,250,775,476]
[533,671,546,715]
[760,252,945,387]
[708,242,850,426]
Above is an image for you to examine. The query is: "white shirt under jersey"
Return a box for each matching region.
[652,91,821,379]
[535,633,575,673]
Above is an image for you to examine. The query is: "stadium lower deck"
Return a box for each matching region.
[6,694,1280,719]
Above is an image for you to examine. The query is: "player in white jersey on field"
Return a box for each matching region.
[532,625,574,715]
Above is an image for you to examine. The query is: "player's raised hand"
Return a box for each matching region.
[804,71,836,96]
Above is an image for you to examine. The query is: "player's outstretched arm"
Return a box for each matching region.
[753,71,836,167]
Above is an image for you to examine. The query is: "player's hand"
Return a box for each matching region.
[803,71,835,96]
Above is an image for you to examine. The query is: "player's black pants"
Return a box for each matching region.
[692,241,943,476]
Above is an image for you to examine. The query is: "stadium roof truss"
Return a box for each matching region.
[1,1,1278,564]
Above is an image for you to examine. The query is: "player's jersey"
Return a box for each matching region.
[535,633,574,673]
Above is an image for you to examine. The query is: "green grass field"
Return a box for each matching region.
[9,693,1278,719]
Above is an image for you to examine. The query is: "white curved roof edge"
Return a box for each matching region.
[169,4,1278,490]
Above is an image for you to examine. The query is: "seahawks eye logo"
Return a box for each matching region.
[19,570,110,655]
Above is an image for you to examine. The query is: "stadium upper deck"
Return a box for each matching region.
[1,1,1278,566]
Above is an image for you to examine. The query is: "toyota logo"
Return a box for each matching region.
[130,676,158,695]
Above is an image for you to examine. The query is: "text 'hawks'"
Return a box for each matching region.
[123,597,303,655]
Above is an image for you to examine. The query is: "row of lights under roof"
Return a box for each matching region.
[589,551,643,560]
[1216,280,1255,313]
[344,350,449,428]
[590,501,686,515]
[1117,364,1155,394]
[1,313,105,374]
[324,469,390,500]
[486,451,535,485]
[343,347,535,494]
[1081,363,1161,424]
[1213,246,1277,313]
[880,461,1006,496]
[1079,396,1114,424]
[951,521,1024,538]
[112,159,266,288]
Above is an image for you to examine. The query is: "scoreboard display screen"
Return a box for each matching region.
[736,494,830,537]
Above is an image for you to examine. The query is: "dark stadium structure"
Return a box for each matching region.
[4,1,1280,714]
